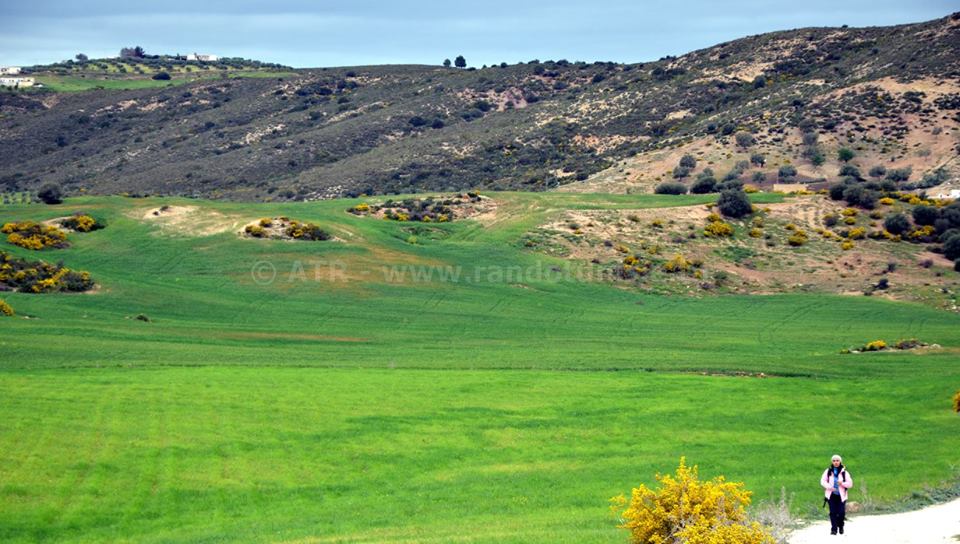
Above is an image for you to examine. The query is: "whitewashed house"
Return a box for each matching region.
[0,66,22,75]
[932,188,960,200]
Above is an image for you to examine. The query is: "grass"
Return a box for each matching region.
[1,192,959,542]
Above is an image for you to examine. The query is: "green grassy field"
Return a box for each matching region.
[32,71,295,92]
[1,193,959,543]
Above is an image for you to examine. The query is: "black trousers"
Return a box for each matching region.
[828,493,845,531]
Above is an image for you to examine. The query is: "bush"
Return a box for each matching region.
[679,154,697,169]
[912,205,939,226]
[151,71,171,80]
[838,148,855,162]
[838,164,862,179]
[0,299,13,316]
[690,176,717,194]
[244,224,266,238]
[704,221,734,237]
[788,231,808,246]
[864,340,887,351]
[37,183,63,204]
[735,132,755,148]
[953,390,960,413]
[673,165,692,179]
[0,251,94,293]
[869,165,887,178]
[717,189,752,218]
[611,458,775,544]
[886,167,912,183]
[944,233,960,261]
[59,214,104,232]
[654,182,687,195]
[663,254,692,273]
[778,165,797,181]
[883,213,911,235]
[284,221,331,241]
[750,153,765,167]
[2,221,69,250]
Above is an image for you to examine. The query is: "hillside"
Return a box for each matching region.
[1,13,958,200]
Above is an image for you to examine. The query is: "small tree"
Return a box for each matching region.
[152,71,171,81]
[611,458,775,544]
[443,58,451,68]
[883,213,911,235]
[37,183,63,204]
[717,189,752,218]
[778,165,797,181]
[735,131,755,149]
[75,53,88,62]
[454,55,466,68]
[838,148,855,162]
[750,153,765,167]
[679,154,697,169]
[655,182,688,195]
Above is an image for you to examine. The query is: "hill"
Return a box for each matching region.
[0,13,958,200]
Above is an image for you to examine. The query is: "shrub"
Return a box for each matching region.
[679,154,697,169]
[838,164,862,179]
[787,231,808,246]
[717,189,752,218]
[690,176,717,194]
[0,251,94,293]
[611,458,775,544]
[886,167,912,182]
[912,205,939,226]
[37,183,63,204]
[954,390,960,413]
[864,340,887,351]
[673,165,692,179]
[0,299,13,316]
[944,233,960,261]
[883,214,911,235]
[847,227,867,240]
[838,148,855,162]
[704,221,734,237]
[879,197,895,206]
[735,131,755,148]
[663,254,692,273]
[244,224,266,238]
[749,227,763,238]
[750,153,765,167]
[778,165,797,181]
[654,182,687,195]
[2,221,69,250]
[869,165,887,178]
[59,214,104,232]
[841,240,854,250]
[152,71,171,80]
[823,213,838,227]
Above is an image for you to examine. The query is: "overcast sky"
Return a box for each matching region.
[0,1,955,68]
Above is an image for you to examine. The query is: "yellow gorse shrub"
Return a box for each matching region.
[953,390,960,413]
[0,299,13,316]
[704,221,734,237]
[611,458,775,544]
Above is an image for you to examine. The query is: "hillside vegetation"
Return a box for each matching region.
[0,14,958,200]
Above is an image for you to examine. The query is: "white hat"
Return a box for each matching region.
[832,454,843,462]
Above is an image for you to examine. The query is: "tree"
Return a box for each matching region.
[750,153,765,167]
[37,183,63,205]
[912,205,939,226]
[443,58,451,68]
[838,148,855,162]
[679,154,697,169]
[454,55,466,68]
[778,165,797,181]
[611,458,775,544]
[717,189,752,218]
[75,53,88,62]
[869,165,887,178]
[735,131,755,149]
[883,213,911,235]
[151,71,171,81]
[943,232,960,261]
[120,46,145,58]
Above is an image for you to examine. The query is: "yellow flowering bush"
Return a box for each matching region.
[748,228,763,238]
[879,197,895,206]
[841,240,854,250]
[623,255,640,266]
[704,221,734,237]
[0,299,13,316]
[0,251,94,293]
[843,216,857,225]
[615,244,631,254]
[909,225,936,240]
[847,227,867,240]
[244,224,267,238]
[2,221,69,250]
[953,390,960,413]
[864,340,887,351]
[610,458,775,544]
[651,219,665,228]
[706,212,722,223]
[663,254,692,273]
[258,217,274,227]
[841,208,858,217]
[59,214,104,232]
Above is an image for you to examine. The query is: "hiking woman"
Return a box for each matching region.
[821,454,853,535]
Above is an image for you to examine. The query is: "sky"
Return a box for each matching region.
[0,0,956,68]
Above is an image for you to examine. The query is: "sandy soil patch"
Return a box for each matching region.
[789,497,960,544]
[134,205,247,237]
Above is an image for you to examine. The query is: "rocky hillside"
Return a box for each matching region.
[1,13,958,200]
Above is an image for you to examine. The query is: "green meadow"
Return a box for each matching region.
[1,193,958,543]
[33,71,295,92]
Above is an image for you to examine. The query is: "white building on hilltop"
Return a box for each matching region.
[186,53,219,62]
[0,66,22,75]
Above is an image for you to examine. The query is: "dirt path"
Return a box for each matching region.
[788,497,960,543]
